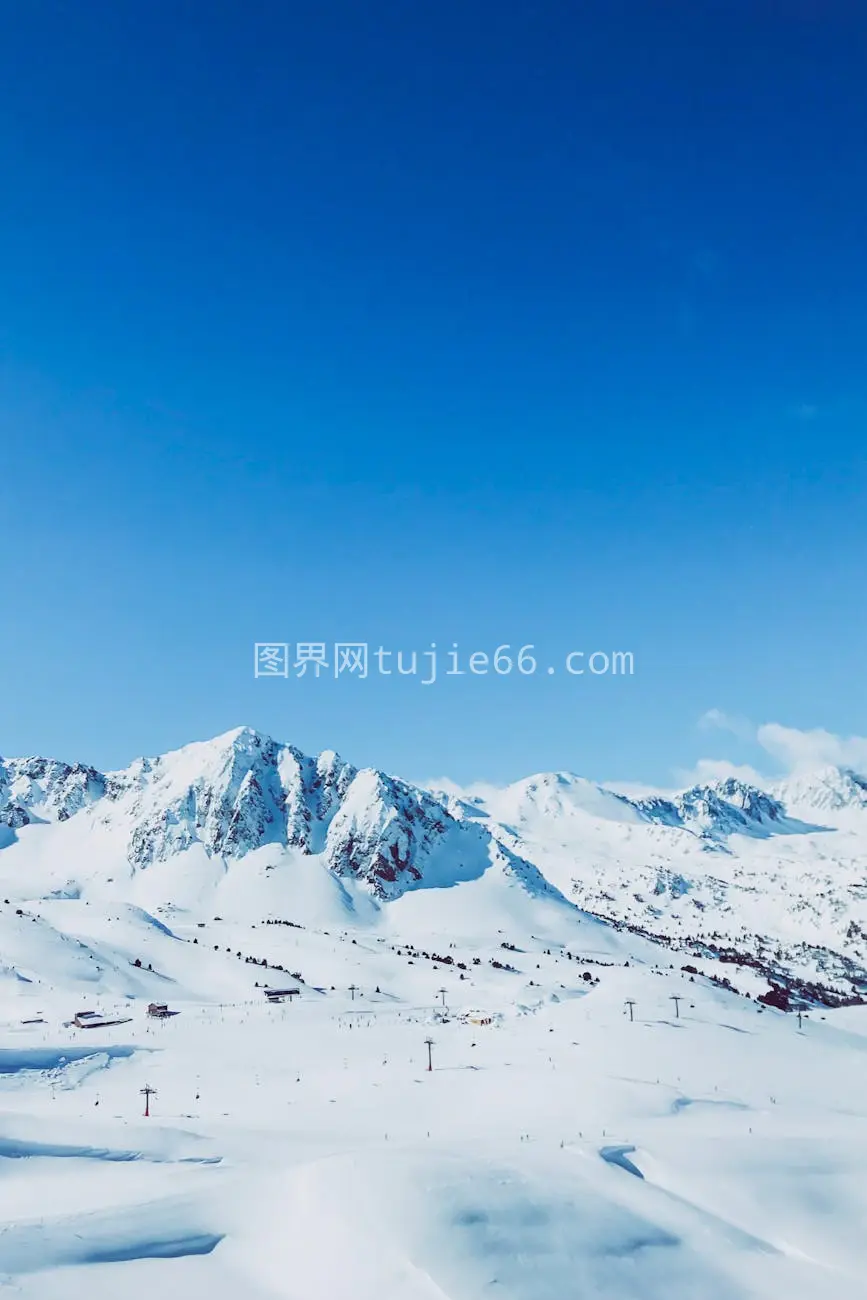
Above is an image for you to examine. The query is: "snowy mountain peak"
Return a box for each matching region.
[712,777,784,821]
[0,755,106,827]
[772,765,867,813]
[4,730,867,1005]
[460,771,641,828]
[635,779,786,839]
[0,732,502,905]
[324,768,462,899]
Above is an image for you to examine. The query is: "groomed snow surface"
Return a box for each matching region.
[2,899,866,1299]
[2,727,867,1297]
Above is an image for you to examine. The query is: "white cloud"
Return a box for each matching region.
[675,757,768,789]
[698,709,756,742]
[607,780,676,799]
[756,723,867,773]
[689,712,867,788]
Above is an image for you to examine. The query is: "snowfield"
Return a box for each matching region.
[1,726,867,1298]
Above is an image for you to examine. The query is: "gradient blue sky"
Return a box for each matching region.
[2,0,865,785]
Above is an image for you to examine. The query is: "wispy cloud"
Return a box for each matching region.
[756,723,867,773]
[698,709,755,742]
[674,757,767,788]
[685,713,867,787]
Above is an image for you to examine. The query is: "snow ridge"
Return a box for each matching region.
[3,728,867,999]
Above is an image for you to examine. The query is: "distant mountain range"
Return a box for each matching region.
[2,726,866,1004]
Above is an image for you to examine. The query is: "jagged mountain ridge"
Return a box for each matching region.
[771,765,867,813]
[433,769,821,842]
[0,756,106,827]
[634,779,790,838]
[435,766,867,999]
[3,732,854,854]
[2,728,867,999]
[0,727,546,905]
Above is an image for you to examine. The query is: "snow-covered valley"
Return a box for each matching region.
[2,725,867,1298]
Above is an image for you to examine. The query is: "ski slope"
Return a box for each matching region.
[2,728,867,1296]
[2,897,867,1298]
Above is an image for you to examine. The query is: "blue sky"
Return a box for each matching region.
[2,0,865,785]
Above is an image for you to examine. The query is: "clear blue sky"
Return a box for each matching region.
[2,0,865,785]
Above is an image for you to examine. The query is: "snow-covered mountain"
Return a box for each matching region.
[771,765,867,814]
[634,778,791,837]
[2,727,867,1005]
[436,765,867,1002]
[0,755,106,827]
[4,729,867,1300]
[0,728,559,917]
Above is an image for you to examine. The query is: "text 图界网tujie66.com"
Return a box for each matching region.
[253,643,634,684]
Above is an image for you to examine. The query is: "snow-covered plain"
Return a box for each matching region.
[2,728,867,1298]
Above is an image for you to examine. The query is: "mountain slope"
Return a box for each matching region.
[436,768,867,1002]
[0,729,556,916]
[2,729,867,1004]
